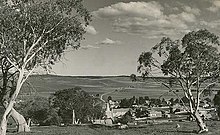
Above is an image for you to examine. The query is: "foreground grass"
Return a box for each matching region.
[8,121,220,135]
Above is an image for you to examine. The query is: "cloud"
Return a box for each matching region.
[200,20,220,29]
[178,12,197,22]
[97,38,121,45]
[84,25,97,35]
[207,6,219,12]
[80,45,99,50]
[93,1,200,38]
[183,6,200,15]
[93,1,164,19]
[207,0,220,12]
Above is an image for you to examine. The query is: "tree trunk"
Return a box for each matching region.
[0,69,26,134]
[0,100,13,135]
[11,108,30,132]
[0,116,7,135]
[72,109,76,125]
[1,100,30,133]
[193,111,208,134]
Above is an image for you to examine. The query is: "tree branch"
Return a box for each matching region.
[6,57,20,71]
[161,82,189,112]
[45,18,64,34]
[24,40,48,66]
[21,64,37,85]
[199,82,217,95]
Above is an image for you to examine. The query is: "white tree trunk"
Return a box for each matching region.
[0,116,7,135]
[0,100,14,135]
[11,108,30,132]
[1,100,30,133]
[0,70,25,135]
[72,110,76,125]
[193,111,208,134]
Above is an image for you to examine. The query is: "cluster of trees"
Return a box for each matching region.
[15,87,104,126]
[119,96,149,108]
[119,96,173,108]
[118,94,211,109]
[0,0,91,134]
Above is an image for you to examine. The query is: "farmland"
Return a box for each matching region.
[19,75,219,100]
[1,75,219,135]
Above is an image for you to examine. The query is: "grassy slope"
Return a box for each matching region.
[20,75,219,100]
[8,121,220,135]
[19,75,179,100]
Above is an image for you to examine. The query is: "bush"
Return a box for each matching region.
[117,111,133,124]
[15,96,61,126]
[50,87,103,124]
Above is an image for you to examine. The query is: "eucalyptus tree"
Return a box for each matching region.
[130,74,137,82]
[0,0,91,134]
[51,88,103,124]
[138,29,220,133]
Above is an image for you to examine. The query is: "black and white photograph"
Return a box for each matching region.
[0,0,220,134]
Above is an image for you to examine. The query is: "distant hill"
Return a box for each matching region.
[18,74,219,100]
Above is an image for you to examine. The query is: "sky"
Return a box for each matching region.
[51,0,220,76]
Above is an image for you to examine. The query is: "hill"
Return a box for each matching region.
[19,74,219,100]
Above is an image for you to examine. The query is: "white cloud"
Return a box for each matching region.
[207,0,220,12]
[93,1,164,19]
[94,2,201,38]
[183,6,200,15]
[97,38,121,45]
[173,7,179,11]
[179,12,197,22]
[84,25,97,35]
[80,45,99,50]
[207,6,219,12]
[213,0,220,7]
[200,20,220,29]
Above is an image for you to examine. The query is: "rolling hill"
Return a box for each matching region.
[19,75,219,100]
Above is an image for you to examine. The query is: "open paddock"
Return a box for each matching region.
[7,121,220,135]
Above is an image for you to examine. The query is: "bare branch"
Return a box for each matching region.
[23,36,43,62]
[6,57,20,71]
[24,40,48,66]
[45,18,64,34]
[21,64,37,85]
[199,82,217,95]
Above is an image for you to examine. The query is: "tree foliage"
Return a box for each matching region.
[50,87,103,124]
[0,0,91,134]
[137,29,220,133]
[0,0,91,72]
[15,96,61,126]
[130,74,137,82]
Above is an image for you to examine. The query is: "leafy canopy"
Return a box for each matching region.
[50,87,103,124]
[0,0,91,70]
[138,29,220,83]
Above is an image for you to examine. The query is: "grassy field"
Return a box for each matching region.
[7,121,220,135]
[2,75,220,135]
[19,74,219,100]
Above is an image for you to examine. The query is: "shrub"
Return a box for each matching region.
[15,96,61,126]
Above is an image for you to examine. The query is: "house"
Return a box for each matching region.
[109,100,120,108]
[198,107,217,120]
[147,110,162,118]
[112,108,130,118]
[172,103,187,114]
